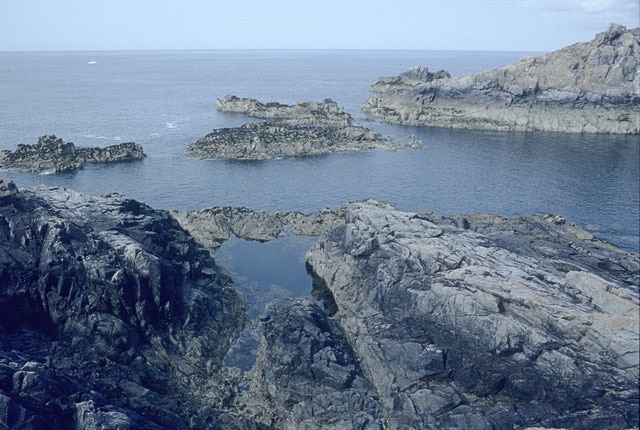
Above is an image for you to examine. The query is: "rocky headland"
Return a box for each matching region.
[363,24,640,133]
[0,135,146,174]
[1,181,638,429]
[216,96,353,126]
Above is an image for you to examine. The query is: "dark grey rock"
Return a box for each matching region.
[0,135,146,174]
[363,24,640,133]
[187,121,405,160]
[0,180,248,429]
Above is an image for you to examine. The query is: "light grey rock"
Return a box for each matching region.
[0,135,146,174]
[363,24,640,134]
[170,206,345,250]
[306,200,639,429]
[217,95,354,126]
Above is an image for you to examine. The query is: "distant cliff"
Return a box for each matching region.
[363,24,640,134]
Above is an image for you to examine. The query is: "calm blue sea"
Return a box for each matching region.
[1,50,638,274]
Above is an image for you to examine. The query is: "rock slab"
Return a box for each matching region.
[305,201,639,429]
[363,24,640,133]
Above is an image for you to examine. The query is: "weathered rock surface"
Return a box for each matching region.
[0,180,249,429]
[187,121,407,160]
[170,206,344,249]
[363,24,640,133]
[0,135,146,174]
[216,95,354,126]
[304,201,639,429]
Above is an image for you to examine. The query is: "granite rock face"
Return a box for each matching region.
[0,180,248,429]
[0,135,146,174]
[216,95,354,126]
[305,201,639,429]
[363,24,640,133]
[187,121,402,160]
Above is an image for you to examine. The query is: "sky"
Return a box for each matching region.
[0,0,638,52]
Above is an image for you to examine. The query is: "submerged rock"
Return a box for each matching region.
[217,95,354,126]
[363,24,640,133]
[0,135,146,174]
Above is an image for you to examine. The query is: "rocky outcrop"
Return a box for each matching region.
[303,201,639,429]
[0,180,248,429]
[0,135,146,174]
[187,121,409,160]
[363,24,640,133]
[216,96,354,126]
[170,206,344,250]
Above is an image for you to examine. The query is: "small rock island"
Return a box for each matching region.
[0,135,146,174]
[363,24,640,133]
[188,97,418,160]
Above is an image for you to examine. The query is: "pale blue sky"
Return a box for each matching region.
[0,0,638,52]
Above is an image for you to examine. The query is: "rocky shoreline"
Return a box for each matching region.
[363,24,640,134]
[0,135,146,174]
[1,182,638,429]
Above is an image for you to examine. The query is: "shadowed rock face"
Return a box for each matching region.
[305,201,639,429]
[0,135,146,174]
[363,24,640,133]
[0,180,247,429]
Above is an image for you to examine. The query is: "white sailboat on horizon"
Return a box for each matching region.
[88,52,97,65]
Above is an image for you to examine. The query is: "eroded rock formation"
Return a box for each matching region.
[216,96,354,126]
[187,121,405,160]
[363,24,640,133]
[302,201,639,429]
[0,135,146,174]
[0,180,248,429]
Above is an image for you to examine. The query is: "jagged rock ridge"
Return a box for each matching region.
[216,95,354,126]
[0,180,249,429]
[363,24,640,133]
[0,135,146,174]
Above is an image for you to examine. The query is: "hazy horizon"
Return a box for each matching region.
[1,0,638,53]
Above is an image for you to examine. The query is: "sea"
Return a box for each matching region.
[1,50,638,340]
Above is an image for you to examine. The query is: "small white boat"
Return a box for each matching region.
[88,59,97,65]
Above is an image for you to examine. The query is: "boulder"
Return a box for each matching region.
[0,135,146,174]
[363,24,640,133]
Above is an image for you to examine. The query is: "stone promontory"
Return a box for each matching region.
[216,95,353,126]
[363,24,640,133]
[0,135,146,174]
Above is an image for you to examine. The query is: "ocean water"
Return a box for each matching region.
[1,50,638,306]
